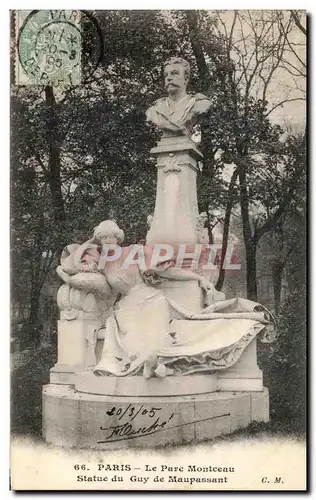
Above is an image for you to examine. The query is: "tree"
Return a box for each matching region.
[11,9,306,349]
[182,10,306,300]
[11,10,224,346]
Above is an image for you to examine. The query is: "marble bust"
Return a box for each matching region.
[146,57,211,136]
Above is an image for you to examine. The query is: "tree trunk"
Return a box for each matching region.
[45,86,65,224]
[216,168,238,291]
[185,11,209,91]
[22,286,42,350]
[215,207,232,291]
[238,159,258,301]
[272,260,283,315]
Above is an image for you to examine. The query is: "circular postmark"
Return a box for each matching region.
[17,10,103,87]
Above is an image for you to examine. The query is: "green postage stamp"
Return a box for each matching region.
[15,10,82,86]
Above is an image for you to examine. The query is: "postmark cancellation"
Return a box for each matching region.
[15,10,82,87]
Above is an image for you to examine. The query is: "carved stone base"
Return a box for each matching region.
[74,367,263,395]
[50,364,78,385]
[216,338,263,392]
[75,372,219,396]
[42,384,269,450]
[217,368,263,392]
[51,318,101,384]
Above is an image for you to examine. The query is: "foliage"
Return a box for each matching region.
[259,285,306,433]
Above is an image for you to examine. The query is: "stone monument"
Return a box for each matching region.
[42,57,275,450]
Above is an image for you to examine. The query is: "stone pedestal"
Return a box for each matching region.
[50,318,100,385]
[146,136,202,246]
[217,337,263,391]
[146,135,204,311]
[42,384,269,450]
[75,372,219,396]
[43,334,267,449]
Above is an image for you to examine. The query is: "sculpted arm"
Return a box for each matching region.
[154,267,212,291]
[154,267,225,302]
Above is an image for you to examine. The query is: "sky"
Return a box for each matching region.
[212,10,306,132]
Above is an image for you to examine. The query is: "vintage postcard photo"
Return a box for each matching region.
[10,9,307,491]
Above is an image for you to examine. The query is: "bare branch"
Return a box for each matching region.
[279,15,306,70]
[291,10,307,36]
[265,97,305,117]
[216,11,228,40]
[228,10,238,54]
[280,58,306,78]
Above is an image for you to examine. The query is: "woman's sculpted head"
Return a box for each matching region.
[92,220,124,245]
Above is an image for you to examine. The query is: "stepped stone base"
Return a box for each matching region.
[75,370,263,396]
[42,384,269,450]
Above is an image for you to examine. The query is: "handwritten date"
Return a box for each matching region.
[106,404,162,421]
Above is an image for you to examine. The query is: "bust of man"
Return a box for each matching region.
[146,57,211,136]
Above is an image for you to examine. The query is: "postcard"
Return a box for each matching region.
[10,9,307,491]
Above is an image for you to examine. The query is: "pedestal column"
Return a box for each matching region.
[146,136,202,244]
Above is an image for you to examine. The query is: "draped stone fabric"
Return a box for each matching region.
[93,282,274,377]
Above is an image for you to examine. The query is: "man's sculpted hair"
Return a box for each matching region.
[164,57,190,80]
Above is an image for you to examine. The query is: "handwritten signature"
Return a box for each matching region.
[99,415,174,443]
[98,412,231,444]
